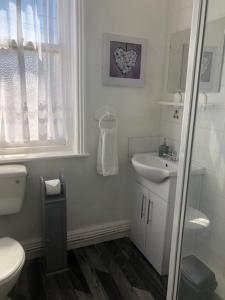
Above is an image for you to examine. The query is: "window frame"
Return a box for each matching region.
[0,0,87,162]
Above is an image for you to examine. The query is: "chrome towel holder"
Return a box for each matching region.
[95,106,118,129]
[98,111,118,130]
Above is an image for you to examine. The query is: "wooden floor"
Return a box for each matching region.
[11,238,167,300]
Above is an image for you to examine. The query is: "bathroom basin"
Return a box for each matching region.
[131,152,177,183]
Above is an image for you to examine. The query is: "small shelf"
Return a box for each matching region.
[157,101,184,107]
[157,101,215,109]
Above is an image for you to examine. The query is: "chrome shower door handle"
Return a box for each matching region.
[141,194,145,219]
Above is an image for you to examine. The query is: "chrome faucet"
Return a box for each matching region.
[162,148,178,161]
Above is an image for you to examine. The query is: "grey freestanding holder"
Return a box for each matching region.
[41,175,68,276]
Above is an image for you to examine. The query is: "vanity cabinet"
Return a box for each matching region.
[130,177,176,275]
[145,190,168,274]
[130,156,204,275]
[131,182,148,253]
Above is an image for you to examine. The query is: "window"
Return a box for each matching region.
[0,0,86,158]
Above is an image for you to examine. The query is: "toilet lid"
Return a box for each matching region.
[185,207,210,230]
[0,237,25,282]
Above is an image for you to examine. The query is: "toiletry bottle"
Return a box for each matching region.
[159,138,169,157]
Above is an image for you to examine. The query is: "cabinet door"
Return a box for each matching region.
[145,191,168,274]
[44,200,67,274]
[130,181,148,252]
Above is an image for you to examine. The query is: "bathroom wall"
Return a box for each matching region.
[159,0,225,297]
[0,0,168,247]
[159,0,193,154]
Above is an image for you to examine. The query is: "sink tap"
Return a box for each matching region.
[163,149,178,161]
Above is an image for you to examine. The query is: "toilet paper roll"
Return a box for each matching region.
[45,179,61,195]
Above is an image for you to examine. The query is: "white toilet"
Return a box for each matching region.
[0,165,27,300]
[182,206,210,257]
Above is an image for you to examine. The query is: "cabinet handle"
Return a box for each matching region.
[149,201,153,223]
[147,200,150,224]
[147,200,153,224]
[141,194,144,219]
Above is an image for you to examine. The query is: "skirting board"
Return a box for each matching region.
[22,220,130,259]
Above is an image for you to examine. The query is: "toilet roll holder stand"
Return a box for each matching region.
[40,175,68,276]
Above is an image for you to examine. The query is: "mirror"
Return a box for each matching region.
[167,16,225,93]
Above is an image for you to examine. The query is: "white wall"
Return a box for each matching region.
[0,0,168,245]
[159,0,193,154]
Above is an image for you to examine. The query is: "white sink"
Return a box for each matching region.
[131,152,178,183]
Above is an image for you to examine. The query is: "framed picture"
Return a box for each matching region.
[102,33,148,87]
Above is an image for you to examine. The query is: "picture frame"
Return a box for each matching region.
[180,44,223,92]
[199,47,221,92]
[102,33,148,87]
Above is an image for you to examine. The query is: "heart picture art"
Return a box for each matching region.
[114,48,138,74]
[103,33,147,87]
[109,40,142,80]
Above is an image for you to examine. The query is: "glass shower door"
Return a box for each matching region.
[176,0,225,299]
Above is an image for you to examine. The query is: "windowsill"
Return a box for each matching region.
[0,151,90,163]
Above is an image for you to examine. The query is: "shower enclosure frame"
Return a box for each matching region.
[166,0,209,299]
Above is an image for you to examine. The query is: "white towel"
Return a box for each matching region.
[97,127,119,176]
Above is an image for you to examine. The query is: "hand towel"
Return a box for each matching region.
[97,127,119,176]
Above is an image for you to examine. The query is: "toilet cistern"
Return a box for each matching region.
[0,164,27,300]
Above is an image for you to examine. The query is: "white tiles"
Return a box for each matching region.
[159,105,183,155]
[184,87,225,299]
[128,136,159,159]
[195,107,225,131]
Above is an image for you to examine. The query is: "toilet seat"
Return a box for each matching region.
[0,238,25,283]
[185,207,210,230]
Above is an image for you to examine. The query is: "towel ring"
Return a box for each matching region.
[99,112,118,130]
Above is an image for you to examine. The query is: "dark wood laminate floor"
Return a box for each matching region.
[11,238,167,300]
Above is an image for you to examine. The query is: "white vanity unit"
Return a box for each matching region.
[130,153,204,275]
